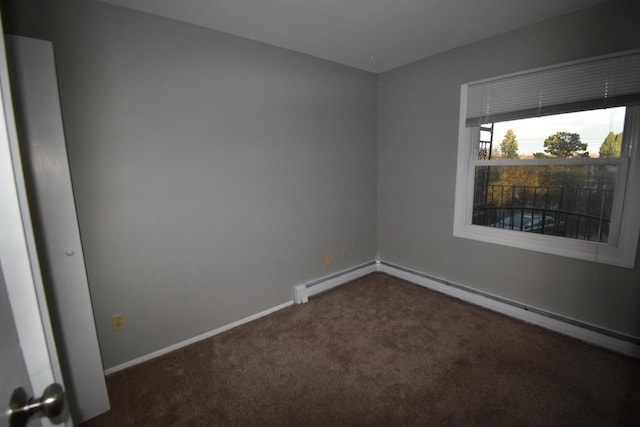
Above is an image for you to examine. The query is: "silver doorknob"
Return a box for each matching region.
[9,383,65,427]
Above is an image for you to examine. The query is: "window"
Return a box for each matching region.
[454,51,640,268]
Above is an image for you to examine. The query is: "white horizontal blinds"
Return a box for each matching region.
[466,51,640,126]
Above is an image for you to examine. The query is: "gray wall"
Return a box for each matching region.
[5,0,640,372]
[4,0,378,369]
[378,0,640,338]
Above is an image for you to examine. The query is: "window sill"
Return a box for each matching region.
[453,222,635,268]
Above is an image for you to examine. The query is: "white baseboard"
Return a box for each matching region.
[104,300,293,375]
[294,261,378,304]
[105,261,377,374]
[378,261,640,359]
[106,259,639,375]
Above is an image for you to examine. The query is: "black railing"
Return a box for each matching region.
[473,184,613,243]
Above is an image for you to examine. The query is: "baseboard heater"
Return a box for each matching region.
[376,260,640,360]
[293,261,378,304]
[108,258,639,375]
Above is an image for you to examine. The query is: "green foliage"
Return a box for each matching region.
[599,131,623,158]
[491,165,541,189]
[543,132,588,158]
[499,129,519,159]
[538,165,587,189]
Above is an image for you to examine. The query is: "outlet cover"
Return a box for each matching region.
[112,313,126,331]
[326,253,333,265]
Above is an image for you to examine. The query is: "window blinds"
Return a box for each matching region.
[465,50,640,126]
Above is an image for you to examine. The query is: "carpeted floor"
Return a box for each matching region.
[79,273,640,426]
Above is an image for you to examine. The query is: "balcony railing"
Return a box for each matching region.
[472,184,613,243]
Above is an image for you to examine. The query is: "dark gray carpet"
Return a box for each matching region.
[80,273,640,426]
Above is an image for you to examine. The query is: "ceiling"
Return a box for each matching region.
[97,0,609,73]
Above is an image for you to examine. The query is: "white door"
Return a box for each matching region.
[0,265,66,427]
[6,35,110,424]
[0,23,69,427]
[0,265,35,426]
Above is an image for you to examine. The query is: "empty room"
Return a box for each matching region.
[1,0,639,426]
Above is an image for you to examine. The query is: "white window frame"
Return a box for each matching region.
[454,77,640,269]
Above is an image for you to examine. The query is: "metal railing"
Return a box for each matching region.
[472,184,613,243]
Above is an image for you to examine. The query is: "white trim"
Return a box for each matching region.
[378,261,640,359]
[293,262,378,304]
[104,300,293,375]
[106,259,640,374]
[106,262,377,374]
[454,90,640,268]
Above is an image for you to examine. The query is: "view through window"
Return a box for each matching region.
[471,107,626,243]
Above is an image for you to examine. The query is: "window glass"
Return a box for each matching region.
[473,164,618,242]
[471,107,625,244]
[455,52,640,267]
[479,107,625,160]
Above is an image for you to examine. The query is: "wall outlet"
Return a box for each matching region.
[342,248,348,259]
[112,313,126,331]
[326,253,333,265]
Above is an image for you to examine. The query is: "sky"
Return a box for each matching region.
[491,107,625,157]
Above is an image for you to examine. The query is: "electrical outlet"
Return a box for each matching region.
[342,248,348,259]
[112,313,126,331]
[326,253,333,265]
